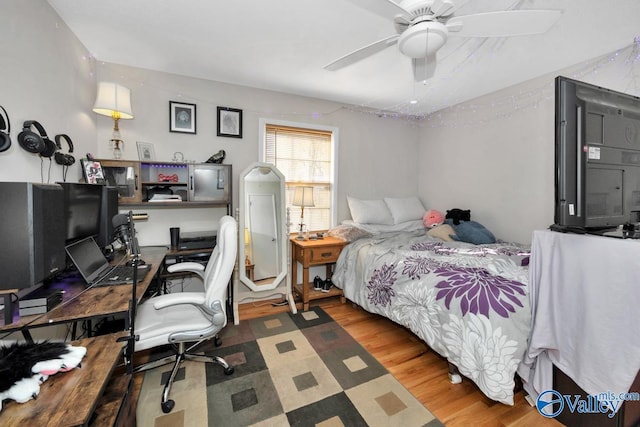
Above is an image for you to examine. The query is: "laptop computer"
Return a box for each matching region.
[65,236,151,287]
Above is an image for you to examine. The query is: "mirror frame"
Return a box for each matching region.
[238,162,288,292]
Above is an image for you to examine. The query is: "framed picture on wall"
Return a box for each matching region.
[217,106,242,138]
[170,101,196,134]
[137,141,156,161]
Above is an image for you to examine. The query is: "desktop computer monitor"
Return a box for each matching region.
[97,186,119,249]
[58,182,103,243]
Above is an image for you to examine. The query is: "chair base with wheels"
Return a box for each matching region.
[134,338,234,413]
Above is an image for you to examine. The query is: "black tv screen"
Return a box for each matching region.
[59,182,103,242]
[554,76,640,230]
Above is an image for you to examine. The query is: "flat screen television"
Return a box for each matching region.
[554,76,640,231]
[59,182,103,242]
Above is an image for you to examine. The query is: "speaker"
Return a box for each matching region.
[0,182,66,290]
[170,227,180,249]
[0,105,10,153]
[54,134,76,166]
[96,186,119,248]
[18,120,56,157]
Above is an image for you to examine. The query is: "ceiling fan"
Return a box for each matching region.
[324,0,563,82]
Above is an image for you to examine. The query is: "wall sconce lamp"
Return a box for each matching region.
[93,82,134,159]
[292,186,315,240]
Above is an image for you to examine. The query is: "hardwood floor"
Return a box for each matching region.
[238,297,562,427]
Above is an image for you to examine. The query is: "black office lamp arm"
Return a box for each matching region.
[117,211,139,375]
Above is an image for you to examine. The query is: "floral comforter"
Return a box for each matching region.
[332,230,532,405]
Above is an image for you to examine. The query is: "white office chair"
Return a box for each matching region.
[133,215,237,413]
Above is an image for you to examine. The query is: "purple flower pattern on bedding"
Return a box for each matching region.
[401,256,446,280]
[367,263,397,307]
[410,241,443,252]
[434,266,526,318]
[369,243,527,318]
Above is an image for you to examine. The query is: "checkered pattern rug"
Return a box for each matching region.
[136,306,443,426]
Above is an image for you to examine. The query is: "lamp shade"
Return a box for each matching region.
[292,186,315,207]
[93,82,134,119]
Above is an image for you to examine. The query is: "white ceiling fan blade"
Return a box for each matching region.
[446,10,562,37]
[431,0,455,17]
[383,0,412,18]
[413,55,437,82]
[346,0,412,22]
[394,14,412,27]
[324,35,399,71]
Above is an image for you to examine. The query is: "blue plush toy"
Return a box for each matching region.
[444,209,496,245]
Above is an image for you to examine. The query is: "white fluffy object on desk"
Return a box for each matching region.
[0,342,87,410]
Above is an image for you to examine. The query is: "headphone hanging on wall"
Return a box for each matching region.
[54,134,75,166]
[18,120,57,157]
[0,105,10,153]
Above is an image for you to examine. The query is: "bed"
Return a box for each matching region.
[331,211,532,405]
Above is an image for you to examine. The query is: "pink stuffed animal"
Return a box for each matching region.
[423,209,445,228]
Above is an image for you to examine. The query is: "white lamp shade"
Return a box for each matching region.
[93,82,134,119]
[292,186,315,207]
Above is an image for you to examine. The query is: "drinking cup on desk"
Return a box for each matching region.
[170,227,180,249]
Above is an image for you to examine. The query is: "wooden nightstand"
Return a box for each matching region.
[290,235,348,311]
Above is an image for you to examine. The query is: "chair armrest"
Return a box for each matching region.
[166,262,205,279]
[151,292,206,310]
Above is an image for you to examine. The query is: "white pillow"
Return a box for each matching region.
[341,219,425,234]
[347,196,394,225]
[384,197,426,224]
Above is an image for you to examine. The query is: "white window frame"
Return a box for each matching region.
[258,118,339,229]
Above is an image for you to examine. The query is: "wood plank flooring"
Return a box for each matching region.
[239,297,562,427]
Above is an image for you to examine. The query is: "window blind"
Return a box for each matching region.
[265,124,332,232]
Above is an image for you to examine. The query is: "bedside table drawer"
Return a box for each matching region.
[309,246,341,263]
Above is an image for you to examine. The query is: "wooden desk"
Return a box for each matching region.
[0,333,127,427]
[0,246,166,427]
[0,247,166,332]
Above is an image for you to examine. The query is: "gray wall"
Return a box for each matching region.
[418,45,639,243]
[0,0,96,183]
[3,1,637,246]
[1,0,420,246]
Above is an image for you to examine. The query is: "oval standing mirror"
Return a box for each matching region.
[234,162,296,322]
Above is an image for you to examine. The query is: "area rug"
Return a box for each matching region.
[136,306,444,426]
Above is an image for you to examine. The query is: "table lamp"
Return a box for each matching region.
[293,186,314,240]
[93,82,134,159]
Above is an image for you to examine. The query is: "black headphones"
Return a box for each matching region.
[0,105,10,153]
[18,120,57,157]
[54,134,75,166]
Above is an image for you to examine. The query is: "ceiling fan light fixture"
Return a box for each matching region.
[398,21,448,58]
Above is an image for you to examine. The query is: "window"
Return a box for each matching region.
[260,119,337,232]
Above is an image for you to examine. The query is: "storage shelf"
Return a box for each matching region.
[141,181,187,185]
[121,201,229,209]
[97,160,232,210]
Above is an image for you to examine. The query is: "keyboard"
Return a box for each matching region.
[94,264,152,286]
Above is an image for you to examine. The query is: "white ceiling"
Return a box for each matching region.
[47,0,640,117]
